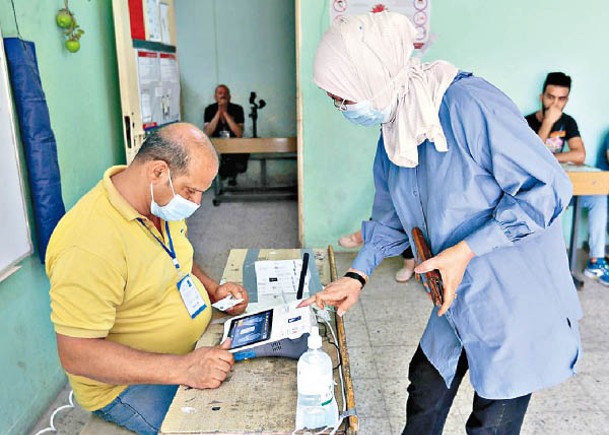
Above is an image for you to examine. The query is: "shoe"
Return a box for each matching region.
[583,258,608,280]
[395,258,416,282]
[338,231,363,248]
[600,271,609,287]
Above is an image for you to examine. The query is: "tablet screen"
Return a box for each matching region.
[228,309,273,349]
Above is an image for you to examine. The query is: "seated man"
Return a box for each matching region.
[46,123,249,434]
[525,72,608,286]
[203,84,247,186]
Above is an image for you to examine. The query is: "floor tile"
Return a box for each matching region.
[347,344,380,380]
[528,377,596,413]
[357,416,393,435]
[526,411,609,435]
[371,344,418,381]
[353,377,389,418]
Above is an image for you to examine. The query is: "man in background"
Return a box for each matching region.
[204,84,247,186]
[525,72,608,286]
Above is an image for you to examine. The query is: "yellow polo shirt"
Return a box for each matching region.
[46,166,212,411]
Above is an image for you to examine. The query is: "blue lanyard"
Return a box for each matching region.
[137,219,179,270]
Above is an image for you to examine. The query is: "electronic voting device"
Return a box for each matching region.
[222,302,316,361]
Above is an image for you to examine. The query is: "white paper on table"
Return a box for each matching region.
[254,259,310,297]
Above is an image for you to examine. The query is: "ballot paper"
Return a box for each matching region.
[255,259,310,297]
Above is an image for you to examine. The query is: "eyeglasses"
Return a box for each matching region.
[333,98,348,112]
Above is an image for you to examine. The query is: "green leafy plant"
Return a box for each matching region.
[55,0,85,53]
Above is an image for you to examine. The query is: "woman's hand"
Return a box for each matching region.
[415,240,475,316]
[298,269,367,316]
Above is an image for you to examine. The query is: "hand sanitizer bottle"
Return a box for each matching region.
[295,326,339,431]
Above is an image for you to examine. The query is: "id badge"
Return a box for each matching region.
[177,274,207,319]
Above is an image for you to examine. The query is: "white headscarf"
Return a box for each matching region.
[313,11,458,167]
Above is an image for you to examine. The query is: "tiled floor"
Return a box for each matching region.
[337,252,609,435]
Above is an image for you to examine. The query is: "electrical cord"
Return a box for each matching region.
[292,310,350,435]
[319,316,346,415]
[33,390,75,435]
[318,313,347,435]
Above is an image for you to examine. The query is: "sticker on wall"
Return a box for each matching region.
[329,0,431,49]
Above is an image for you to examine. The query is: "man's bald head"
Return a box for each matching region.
[134,123,218,176]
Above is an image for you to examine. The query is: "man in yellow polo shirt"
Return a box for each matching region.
[46,123,249,434]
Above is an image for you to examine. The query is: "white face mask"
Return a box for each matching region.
[150,170,200,221]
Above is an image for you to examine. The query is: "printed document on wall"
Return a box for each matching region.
[329,0,431,48]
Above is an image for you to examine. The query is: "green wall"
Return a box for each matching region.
[299,0,609,247]
[0,1,123,433]
[175,0,296,138]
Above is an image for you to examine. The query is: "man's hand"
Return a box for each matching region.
[415,240,474,316]
[298,269,366,316]
[182,339,234,389]
[212,282,248,315]
[542,105,562,126]
[215,99,227,120]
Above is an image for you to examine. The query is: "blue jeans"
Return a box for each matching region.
[578,195,608,259]
[93,384,178,434]
[403,346,531,435]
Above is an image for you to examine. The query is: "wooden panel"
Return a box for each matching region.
[211,137,297,154]
[112,0,146,163]
[328,246,358,435]
[296,0,304,247]
[161,248,352,435]
[567,171,609,196]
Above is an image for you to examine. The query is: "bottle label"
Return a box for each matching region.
[298,377,334,400]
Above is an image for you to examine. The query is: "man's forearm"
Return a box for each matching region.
[537,122,553,143]
[555,150,585,165]
[56,334,187,386]
[204,111,221,136]
[224,114,243,138]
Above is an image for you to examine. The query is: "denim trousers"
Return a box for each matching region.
[93,384,178,434]
[578,195,608,259]
[402,346,531,435]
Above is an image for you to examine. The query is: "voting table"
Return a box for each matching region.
[211,137,297,205]
[565,165,609,288]
[161,247,357,434]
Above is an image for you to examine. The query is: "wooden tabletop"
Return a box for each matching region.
[161,248,357,434]
[211,137,297,154]
[565,167,609,196]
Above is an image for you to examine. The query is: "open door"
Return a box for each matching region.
[112,0,180,162]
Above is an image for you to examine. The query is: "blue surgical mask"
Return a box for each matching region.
[342,100,393,127]
[150,170,200,221]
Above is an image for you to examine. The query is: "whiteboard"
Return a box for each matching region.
[0,33,33,279]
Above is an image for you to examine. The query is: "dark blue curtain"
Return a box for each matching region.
[4,38,65,262]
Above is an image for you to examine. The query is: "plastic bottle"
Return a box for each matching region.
[295,326,339,431]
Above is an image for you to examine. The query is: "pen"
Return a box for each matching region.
[296,253,310,300]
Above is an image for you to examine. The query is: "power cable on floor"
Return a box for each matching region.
[33,390,75,435]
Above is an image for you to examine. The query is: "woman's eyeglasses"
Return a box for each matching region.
[333,98,347,112]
